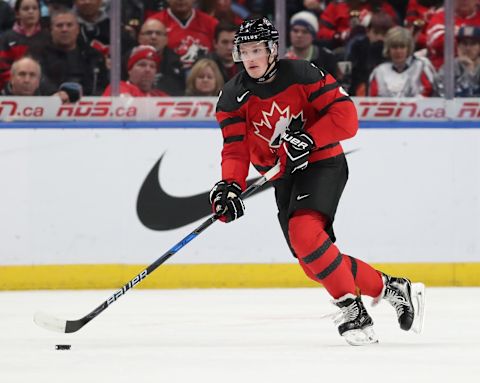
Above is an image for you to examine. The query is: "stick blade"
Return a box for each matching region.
[34,311,67,333]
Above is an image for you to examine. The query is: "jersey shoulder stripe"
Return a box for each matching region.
[308,81,340,102]
[317,96,351,117]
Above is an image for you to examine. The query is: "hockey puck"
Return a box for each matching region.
[55,344,71,350]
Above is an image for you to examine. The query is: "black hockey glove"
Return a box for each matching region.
[209,180,245,223]
[277,130,315,175]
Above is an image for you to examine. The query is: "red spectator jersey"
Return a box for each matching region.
[215,59,358,189]
[149,8,218,69]
[102,81,168,96]
[0,28,49,90]
[405,0,438,49]
[318,0,398,42]
[426,7,480,69]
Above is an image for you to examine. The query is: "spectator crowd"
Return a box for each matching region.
[0,0,479,99]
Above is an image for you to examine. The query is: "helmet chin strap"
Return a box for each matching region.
[254,53,278,83]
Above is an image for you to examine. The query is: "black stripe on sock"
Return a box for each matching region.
[302,237,332,264]
[315,252,343,280]
[348,255,358,279]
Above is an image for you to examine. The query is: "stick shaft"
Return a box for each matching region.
[66,164,280,332]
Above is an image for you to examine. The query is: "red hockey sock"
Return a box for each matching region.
[288,210,356,299]
[343,255,384,298]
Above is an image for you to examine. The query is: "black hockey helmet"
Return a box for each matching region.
[233,17,279,46]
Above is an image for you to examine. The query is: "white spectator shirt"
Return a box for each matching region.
[368,55,435,97]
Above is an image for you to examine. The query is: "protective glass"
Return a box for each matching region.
[232,41,273,62]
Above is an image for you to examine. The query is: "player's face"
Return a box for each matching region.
[128,59,157,92]
[238,42,270,79]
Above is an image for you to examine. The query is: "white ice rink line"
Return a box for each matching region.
[0,288,478,383]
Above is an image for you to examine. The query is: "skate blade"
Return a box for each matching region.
[342,327,379,346]
[411,283,426,334]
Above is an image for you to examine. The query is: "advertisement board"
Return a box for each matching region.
[0,125,479,288]
[0,96,479,288]
[2,96,480,122]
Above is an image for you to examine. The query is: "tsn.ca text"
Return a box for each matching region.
[0,100,45,118]
[357,101,446,119]
[155,100,215,118]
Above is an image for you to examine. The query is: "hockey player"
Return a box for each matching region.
[209,17,425,346]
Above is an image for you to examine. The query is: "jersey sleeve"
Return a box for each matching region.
[368,68,379,96]
[318,3,337,41]
[426,11,445,53]
[302,63,359,148]
[419,59,435,97]
[215,88,250,190]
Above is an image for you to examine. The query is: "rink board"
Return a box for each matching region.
[1,262,479,290]
[0,118,479,289]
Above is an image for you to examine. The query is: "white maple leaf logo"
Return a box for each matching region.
[252,102,306,148]
[177,36,208,66]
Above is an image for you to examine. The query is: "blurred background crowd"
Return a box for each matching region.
[0,0,479,101]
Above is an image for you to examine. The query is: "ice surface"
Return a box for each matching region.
[0,288,478,383]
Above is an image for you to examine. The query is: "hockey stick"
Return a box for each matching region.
[34,163,281,334]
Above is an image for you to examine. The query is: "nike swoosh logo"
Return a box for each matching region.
[236,91,249,103]
[136,154,272,230]
[296,194,310,201]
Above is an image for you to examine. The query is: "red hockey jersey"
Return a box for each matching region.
[102,81,168,97]
[215,59,358,189]
[405,0,438,49]
[0,28,49,91]
[318,0,398,43]
[149,8,218,69]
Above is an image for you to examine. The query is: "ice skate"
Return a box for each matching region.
[374,274,426,333]
[331,294,378,346]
